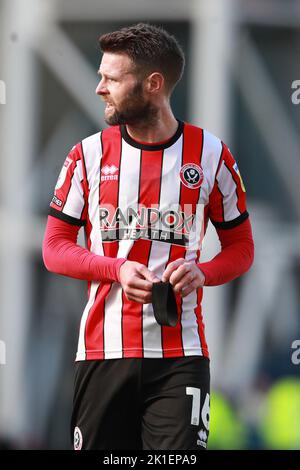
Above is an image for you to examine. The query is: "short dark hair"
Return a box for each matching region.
[99,23,185,94]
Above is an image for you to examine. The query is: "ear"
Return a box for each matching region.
[145,72,165,94]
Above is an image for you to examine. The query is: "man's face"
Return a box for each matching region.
[96,52,157,126]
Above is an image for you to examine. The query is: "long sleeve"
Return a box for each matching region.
[198,218,254,286]
[42,215,126,283]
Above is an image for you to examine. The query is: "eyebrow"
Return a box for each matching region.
[97,69,132,78]
[97,71,117,79]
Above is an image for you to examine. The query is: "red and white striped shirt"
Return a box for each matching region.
[49,121,248,361]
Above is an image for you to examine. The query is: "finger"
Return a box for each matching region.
[124,287,152,304]
[126,295,152,304]
[162,258,185,282]
[162,259,184,282]
[138,265,160,283]
[169,264,190,287]
[128,276,153,291]
[172,271,194,293]
[180,280,198,297]
[125,294,149,304]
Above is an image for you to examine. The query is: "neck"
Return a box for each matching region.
[125,104,178,144]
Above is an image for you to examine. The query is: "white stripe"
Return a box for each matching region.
[181,289,202,356]
[179,130,209,356]
[180,208,203,355]
[117,140,141,258]
[103,139,141,356]
[62,161,84,219]
[187,201,205,254]
[158,135,183,215]
[76,282,100,361]
[103,283,123,359]
[179,129,223,356]
[217,162,240,221]
[81,132,101,184]
[201,130,223,196]
[84,132,104,257]
[76,132,103,359]
[142,241,170,358]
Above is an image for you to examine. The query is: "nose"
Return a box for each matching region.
[95,79,108,96]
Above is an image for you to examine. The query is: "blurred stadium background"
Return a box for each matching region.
[0,0,300,450]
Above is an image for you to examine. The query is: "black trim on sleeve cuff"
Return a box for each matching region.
[211,211,249,229]
[49,207,86,226]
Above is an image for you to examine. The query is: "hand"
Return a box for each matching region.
[119,261,160,304]
[162,258,205,297]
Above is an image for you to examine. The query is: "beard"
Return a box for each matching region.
[104,82,158,127]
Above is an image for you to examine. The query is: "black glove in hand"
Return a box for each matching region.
[152,281,178,327]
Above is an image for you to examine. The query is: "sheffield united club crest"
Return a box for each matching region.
[180,163,204,189]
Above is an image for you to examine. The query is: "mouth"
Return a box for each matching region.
[105,102,114,111]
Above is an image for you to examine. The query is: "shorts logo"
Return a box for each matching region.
[180,163,204,189]
[197,428,208,448]
[101,164,119,182]
[74,426,83,450]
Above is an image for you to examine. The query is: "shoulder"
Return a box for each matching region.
[81,130,102,153]
[81,126,121,153]
[184,122,223,155]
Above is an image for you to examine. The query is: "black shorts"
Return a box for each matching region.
[71,356,210,450]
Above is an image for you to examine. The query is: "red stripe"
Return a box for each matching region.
[210,182,225,222]
[198,206,210,263]
[77,142,89,222]
[85,284,111,360]
[179,125,204,217]
[208,146,226,223]
[77,142,92,301]
[222,144,246,214]
[162,124,204,357]
[122,149,163,358]
[50,147,81,213]
[85,127,122,357]
[84,210,93,302]
[162,244,185,357]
